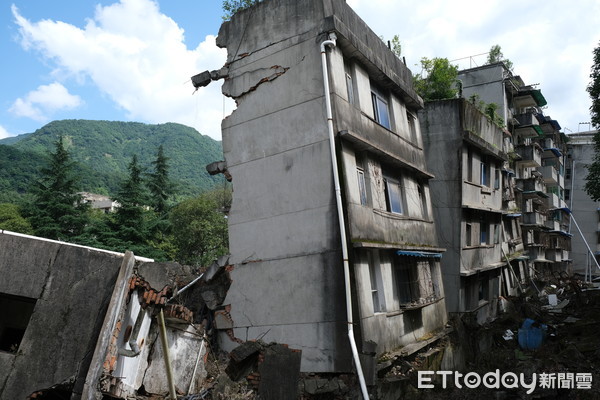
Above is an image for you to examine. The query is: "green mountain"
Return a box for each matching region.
[0,119,224,199]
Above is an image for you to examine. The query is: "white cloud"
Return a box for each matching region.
[12,0,230,140]
[0,125,12,139]
[349,0,600,132]
[9,82,82,122]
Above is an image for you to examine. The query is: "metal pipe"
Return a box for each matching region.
[320,32,369,400]
[187,334,206,394]
[158,309,177,399]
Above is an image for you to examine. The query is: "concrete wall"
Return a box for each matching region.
[567,132,599,275]
[420,99,509,315]
[0,232,127,399]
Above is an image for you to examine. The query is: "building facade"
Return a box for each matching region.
[208,0,447,373]
[566,130,600,276]
[458,63,571,280]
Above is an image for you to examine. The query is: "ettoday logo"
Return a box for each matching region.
[418,370,593,394]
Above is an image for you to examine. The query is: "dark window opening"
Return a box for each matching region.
[0,293,37,353]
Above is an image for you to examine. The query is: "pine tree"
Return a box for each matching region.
[112,155,148,244]
[147,145,173,215]
[29,137,89,240]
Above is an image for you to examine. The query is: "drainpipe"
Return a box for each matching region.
[320,33,369,400]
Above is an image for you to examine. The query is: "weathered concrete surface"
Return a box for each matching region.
[0,232,129,399]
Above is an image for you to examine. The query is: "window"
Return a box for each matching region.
[384,176,404,214]
[407,111,418,142]
[393,256,441,307]
[565,168,572,180]
[478,278,489,303]
[394,258,420,305]
[357,168,368,206]
[466,223,472,247]
[494,224,501,244]
[417,182,428,220]
[344,61,355,105]
[371,86,391,129]
[368,251,386,313]
[480,220,488,245]
[0,293,36,353]
[565,189,571,201]
[480,158,489,187]
[494,168,500,190]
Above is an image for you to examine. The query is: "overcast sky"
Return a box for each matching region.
[1,0,598,141]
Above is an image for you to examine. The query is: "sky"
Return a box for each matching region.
[0,0,598,142]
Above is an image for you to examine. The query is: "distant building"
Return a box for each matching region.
[566,130,600,276]
[79,191,119,213]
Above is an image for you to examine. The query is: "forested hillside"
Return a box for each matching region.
[0,119,224,198]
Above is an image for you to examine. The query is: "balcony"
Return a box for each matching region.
[523,211,545,226]
[545,192,563,209]
[538,165,558,185]
[514,110,539,127]
[515,144,542,167]
[513,88,548,109]
[545,220,560,231]
[517,177,546,194]
[514,124,544,138]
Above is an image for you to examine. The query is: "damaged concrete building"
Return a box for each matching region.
[0,230,211,399]
[456,62,571,278]
[420,98,521,323]
[193,0,448,384]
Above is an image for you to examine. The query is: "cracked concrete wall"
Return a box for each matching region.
[0,232,128,400]
[217,0,352,373]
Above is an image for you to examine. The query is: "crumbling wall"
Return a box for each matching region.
[0,232,130,399]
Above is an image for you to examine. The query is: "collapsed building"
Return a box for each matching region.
[0,230,216,399]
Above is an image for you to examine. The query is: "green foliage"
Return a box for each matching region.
[584,43,600,201]
[0,203,34,234]
[0,120,224,199]
[585,131,600,201]
[112,155,149,245]
[468,94,505,129]
[588,41,600,129]
[413,57,459,101]
[222,0,262,20]
[169,188,231,267]
[486,44,513,71]
[380,34,402,57]
[28,137,90,240]
[147,145,174,215]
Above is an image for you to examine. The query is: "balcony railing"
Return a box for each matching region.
[538,165,558,185]
[515,144,542,168]
[523,211,544,226]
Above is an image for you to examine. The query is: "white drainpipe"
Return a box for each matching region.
[320,32,370,400]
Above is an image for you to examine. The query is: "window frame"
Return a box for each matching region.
[383,175,404,215]
[371,85,391,129]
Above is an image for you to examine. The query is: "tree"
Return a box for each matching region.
[0,203,34,235]
[588,41,600,129]
[112,155,148,244]
[380,34,402,58]
[486,44,513,71]
[413,57,459,101]
[222,0,262,20]
[147,145,173,215]
[170,189,230,266]
[28,137,89,240]
[584,42,600,200]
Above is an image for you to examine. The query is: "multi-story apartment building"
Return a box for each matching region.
[420,98,522,323]
[197,0,447,375]
[566,130,600,277]
[457,62,571,280]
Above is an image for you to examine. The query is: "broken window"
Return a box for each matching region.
[0,293,36,353]
[383,176,404,214]
[393,256,441,308]
[371,85,391,129]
